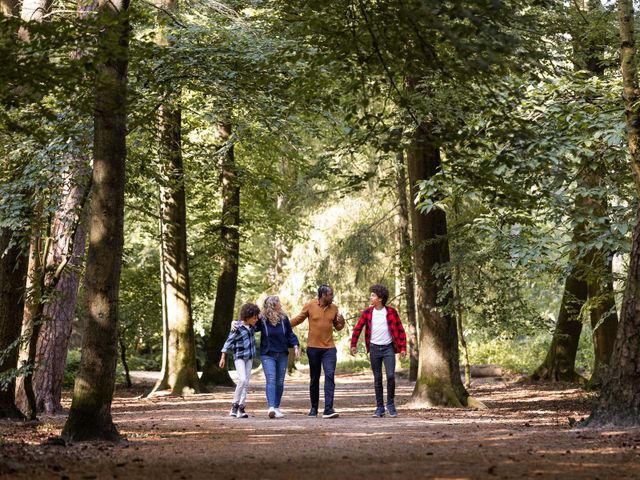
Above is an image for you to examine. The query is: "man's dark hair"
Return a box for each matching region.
[369,284,389,306]
[240,303,260,322]
[317,284,333,298]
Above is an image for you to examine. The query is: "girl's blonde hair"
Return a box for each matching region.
[263,295,284,327]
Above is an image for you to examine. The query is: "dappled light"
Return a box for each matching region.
[2,372,640,478]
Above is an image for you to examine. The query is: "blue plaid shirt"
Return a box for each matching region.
[221,324,256,360]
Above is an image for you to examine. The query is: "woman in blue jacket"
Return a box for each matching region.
[257,295,300,418]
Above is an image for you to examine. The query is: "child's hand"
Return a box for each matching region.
[294,346,301,359]
[350,347,357,356]
[219,354,226,369]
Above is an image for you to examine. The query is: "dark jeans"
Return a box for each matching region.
[370,343,396,407]
[307,347,337,411]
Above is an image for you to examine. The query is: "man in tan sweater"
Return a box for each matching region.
[291,284,345,418]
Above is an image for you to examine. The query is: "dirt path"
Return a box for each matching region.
[2,370,640,479]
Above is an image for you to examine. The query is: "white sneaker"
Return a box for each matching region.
[268,407,276,419]
[274,408,285,418]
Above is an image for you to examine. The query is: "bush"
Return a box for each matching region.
[335,357,371,374]
[63,349,82,388]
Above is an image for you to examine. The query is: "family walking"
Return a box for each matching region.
[221,284,406,419]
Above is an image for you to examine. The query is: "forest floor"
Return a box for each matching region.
[1,368,640,479]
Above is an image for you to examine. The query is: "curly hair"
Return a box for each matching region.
[263,295,285,327]
[369,284,389,306]
[239,303,260,322]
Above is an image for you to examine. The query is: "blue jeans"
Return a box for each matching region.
[262,351,289,408]
[370,343,396,407]
[307,347,337,411]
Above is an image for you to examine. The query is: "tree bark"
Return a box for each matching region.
[406,123,469,407]
[587,253,618,387]
[201,123,239,388]
[585,0,640,427]
[0,228,28,419]
[394,151,418,381]
[531,262,587,383]
[62,0,128,442]
[148,0,202,397]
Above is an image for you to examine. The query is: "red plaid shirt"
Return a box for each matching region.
[350,306,407,353]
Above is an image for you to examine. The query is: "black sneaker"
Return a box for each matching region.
[236,405,248,418]
[308,407,318,417]
[229,403,239,417]
[387,404,398,417]
[372,406,385,418]
[322,408,339,419]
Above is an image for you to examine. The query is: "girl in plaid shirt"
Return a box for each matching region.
[219,303,260,418]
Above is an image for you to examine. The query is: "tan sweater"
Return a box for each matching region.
[291,299,344,348]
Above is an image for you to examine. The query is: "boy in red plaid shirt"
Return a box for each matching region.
[350,284,406,417]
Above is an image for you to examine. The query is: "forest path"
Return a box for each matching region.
[2,371,640,479]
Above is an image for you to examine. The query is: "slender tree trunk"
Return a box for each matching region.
[62,0,128,442]
[15,206,43,415]
[588,253,618,387]
[201,123,239,388]
[0,229,28,419]
[148,0,201,397]
[453,263,471,389]
[394,151,418,381]
[119,334,132,388]
[586,0,640,426]
[10,0,52,420]
[405,123,470,407]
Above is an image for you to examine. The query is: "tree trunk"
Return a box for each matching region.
[587,205,640,426]
[0,228,28,419]
[587,253,618,387]
[62,0,128,442]
[405,123,469,407]
[585,0,640,426]
[201,123,239,388]
[15,208,43,415]
[148,0,201,397]
[394,151,418,381]
[531,264,587,383]
[28,161,90,414]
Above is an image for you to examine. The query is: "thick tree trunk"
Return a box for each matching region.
[531,265,587,383]
[587,205,640,426]
[586,0,640,426]
[405,123,469,407]
[62,0,128,442]
[201,123,239,388]
[148,0,201,397]
[394,151,418,381]
[29,162,90,414]
[0,229,28,419]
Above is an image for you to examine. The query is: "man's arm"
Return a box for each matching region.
[290,301,310,327]
[333,311,345,331]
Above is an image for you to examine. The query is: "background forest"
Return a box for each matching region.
[2,0,640,438]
